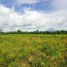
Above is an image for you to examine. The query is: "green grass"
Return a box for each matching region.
[0,34,67,67]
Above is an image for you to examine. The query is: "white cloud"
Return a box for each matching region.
[0,5,67,32]
[16,0,39,4]
[53,0,67,10]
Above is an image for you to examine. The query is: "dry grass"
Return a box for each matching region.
[0,34,67,67]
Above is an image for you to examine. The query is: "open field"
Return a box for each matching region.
[0,34,67,67]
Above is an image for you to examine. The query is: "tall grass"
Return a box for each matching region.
[0,34,67,67]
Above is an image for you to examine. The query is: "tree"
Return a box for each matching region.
[17,30,22,33]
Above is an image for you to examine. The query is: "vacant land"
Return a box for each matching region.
[0,34,67,67]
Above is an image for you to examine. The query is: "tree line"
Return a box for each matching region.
[0,29,67,34]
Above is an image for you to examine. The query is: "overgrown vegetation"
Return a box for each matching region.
[0,34,67,67]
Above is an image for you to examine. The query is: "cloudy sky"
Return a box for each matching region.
[0,0,67,32]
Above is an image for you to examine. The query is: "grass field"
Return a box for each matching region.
[0,34,67,67]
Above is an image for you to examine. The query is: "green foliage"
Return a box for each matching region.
[0,34,66,67]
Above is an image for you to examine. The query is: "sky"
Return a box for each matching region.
[0,0,67,32]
